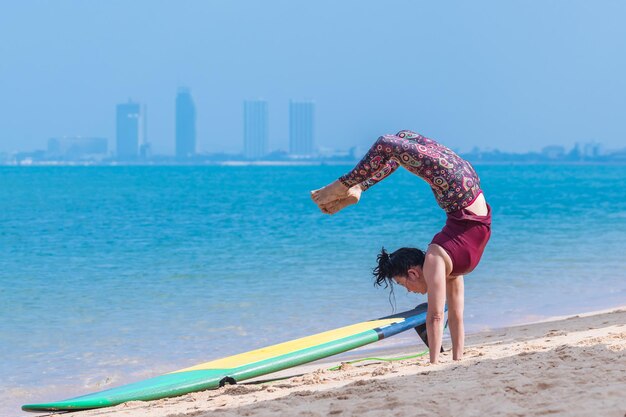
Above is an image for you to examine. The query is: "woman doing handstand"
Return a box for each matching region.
[311,130,491,364]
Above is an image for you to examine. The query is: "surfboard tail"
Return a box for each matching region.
[23,306,429,412]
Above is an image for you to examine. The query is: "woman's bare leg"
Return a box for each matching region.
[311,134,402,206]
[446,275,465,360]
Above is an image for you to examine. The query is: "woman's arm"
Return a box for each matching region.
[446,275,465,360]
[423,248,448,364]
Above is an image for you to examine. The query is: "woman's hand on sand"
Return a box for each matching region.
[313,185,362,215]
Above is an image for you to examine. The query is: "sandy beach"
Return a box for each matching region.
[31,307,625,417]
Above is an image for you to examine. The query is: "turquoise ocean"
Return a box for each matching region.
[2,164,625,415]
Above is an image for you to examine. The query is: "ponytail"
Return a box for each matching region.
[373,246,425,288]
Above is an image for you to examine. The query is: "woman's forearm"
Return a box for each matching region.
[426,310,445,363]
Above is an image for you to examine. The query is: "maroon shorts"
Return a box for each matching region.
[431,204,492,276]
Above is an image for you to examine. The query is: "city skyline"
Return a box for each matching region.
[9,90,622,163]
[2,2,625,156]
[4,135,625,165]
[6,95,321,161]
[2,82,624,164]
[4,90,623,161]
[3,84,625,157]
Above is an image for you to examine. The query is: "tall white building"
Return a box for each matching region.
[289,100,315,156]
[176,87,196,159]
[243,100,268,159]
[116,100,142,159]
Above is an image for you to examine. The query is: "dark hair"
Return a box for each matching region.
[373,247,426,288]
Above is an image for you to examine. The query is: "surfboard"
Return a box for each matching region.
[23,305,429,412]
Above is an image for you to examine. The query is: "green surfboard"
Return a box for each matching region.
[23,305,428,412]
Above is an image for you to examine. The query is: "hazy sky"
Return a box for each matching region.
[1,0,625,155]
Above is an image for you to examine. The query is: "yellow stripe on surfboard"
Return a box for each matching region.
[170,318,403,373]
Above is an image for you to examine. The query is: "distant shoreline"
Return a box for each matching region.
[2,160,626,167]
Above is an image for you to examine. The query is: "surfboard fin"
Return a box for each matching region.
[414,303,445,353]
[218,376,237,387]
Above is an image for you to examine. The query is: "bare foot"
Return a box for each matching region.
[310,180,350,205]
[318,186,362,215]
[323,196,357,215]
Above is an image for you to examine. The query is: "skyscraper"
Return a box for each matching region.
[175,87,196,159]
[289,100,315,156]
[243,100,268,159]
[116,100,141,159]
